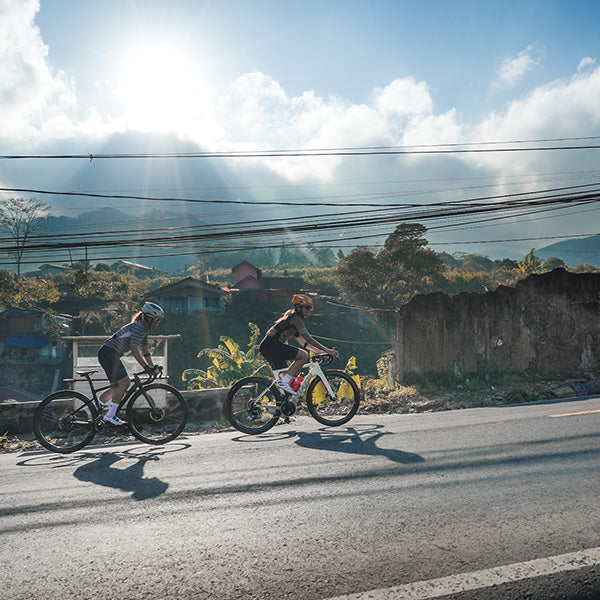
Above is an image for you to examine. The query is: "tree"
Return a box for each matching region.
[182,323,270,389]
[542,257,567,271]
[308,244,338,267]
[0,197,49,276]
[335,223,445,309]
[517,249,542,275]
[0,269,60,308]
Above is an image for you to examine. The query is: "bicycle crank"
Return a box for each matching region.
[279,399,296,417]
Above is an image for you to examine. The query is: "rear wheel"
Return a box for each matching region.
[126,384,188,444]
[33,391,97,453]
[225,376,282,435]
[306,370,360,426]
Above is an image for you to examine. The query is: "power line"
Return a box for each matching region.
[2,181,600,209]
[2,136,600,160]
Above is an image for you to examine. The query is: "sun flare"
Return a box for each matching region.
[117,44,203,132]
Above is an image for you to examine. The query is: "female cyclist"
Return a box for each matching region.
[97,302,164,425]
[259,294,338,394]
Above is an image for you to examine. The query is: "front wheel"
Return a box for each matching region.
[225,376,282,435]
[33,391,97,453]
[306,370,361,426]
[126,384,188,445]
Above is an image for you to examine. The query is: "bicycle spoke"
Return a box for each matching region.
[126,384,187,445]
[306,370,360,426]
[33,393,96,453]
[225,377,281,435]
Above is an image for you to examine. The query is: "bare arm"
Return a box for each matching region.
[296,333,339,358]
[131,345,153,369]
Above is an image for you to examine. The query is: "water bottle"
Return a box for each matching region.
[291,374,304,392]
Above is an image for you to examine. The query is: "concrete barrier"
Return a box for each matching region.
[0,388,229,435]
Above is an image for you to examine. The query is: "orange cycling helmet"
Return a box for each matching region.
[292,294,313,308]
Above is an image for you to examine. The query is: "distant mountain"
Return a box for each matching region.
[2,131,298,274]
[16,207,216,274]
[10,205,289,274]
[536,234,600,267]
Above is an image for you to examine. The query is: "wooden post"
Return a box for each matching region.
[393,308,404,384]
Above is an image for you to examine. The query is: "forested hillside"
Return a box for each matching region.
[2,221,598,390]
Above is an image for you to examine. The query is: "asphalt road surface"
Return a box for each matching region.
[2,396,599,600]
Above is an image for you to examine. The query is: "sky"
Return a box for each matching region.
[1,0,600,262]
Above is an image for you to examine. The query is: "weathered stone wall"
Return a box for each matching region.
[0,363,66,396]
[397,268,600,380]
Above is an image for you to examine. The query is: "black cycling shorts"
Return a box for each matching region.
[259,336,299,370]
[98,345,128,384]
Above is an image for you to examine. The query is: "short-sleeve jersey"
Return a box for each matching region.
[266,313,307,343]
[103,320,150,356]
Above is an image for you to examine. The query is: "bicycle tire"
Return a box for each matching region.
[33,390,97,453]
[225,376,282,435]
[305,369,361,426]
[126,383,188,445]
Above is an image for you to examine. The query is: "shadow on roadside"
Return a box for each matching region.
[17,443,190,501]
[232,423,423,464]
[294,423,425,464]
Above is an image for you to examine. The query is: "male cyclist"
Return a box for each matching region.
[97,302,164,425]
[259,294,338,394]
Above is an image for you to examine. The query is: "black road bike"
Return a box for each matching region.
[33,367,187,453]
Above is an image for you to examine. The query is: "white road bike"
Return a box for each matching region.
[224,354,361,435]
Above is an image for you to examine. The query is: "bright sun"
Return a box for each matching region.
[117,44,201,132]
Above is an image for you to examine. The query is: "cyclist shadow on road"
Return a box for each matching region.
[72,449,174,501]
[294,424,424,464]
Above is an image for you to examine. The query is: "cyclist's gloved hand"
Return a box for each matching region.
[143,364,155,374]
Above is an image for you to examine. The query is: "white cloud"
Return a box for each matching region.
[372,77,433,119]
[0,0,78,145]
[209,74,458,182]
[472,65,600,177]
[2,0,600,220]
[578,56,597,72]
[496,45,545,88]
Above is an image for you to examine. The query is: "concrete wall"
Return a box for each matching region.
[0,388,228,436]
[395,268,600,380]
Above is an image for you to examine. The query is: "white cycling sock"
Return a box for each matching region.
[281,374,292,385]
[106,402,119,418]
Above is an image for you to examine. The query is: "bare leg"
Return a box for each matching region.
[99,385,115,405]
[109,377,130,406]
[284,349,308,379]
[104,377,130,419]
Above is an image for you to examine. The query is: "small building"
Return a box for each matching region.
[148,277,228,314]
[231,261,304,301]
[110,260,156,278]
[232,261,263,289]
[0,308,72,363]
[38,264,70,277]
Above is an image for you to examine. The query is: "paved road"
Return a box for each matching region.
[1,397,599,599]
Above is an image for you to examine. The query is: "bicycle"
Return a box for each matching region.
[33,366,188,454]
[224,354,361,435]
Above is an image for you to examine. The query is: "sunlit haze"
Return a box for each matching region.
[1,0,600,259]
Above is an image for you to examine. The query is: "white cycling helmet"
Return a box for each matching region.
[142,302,164,318]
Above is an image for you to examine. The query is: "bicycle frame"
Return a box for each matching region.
[272,358,335,399]
[78,370,161,416]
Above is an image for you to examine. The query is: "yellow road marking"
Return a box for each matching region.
[549,408,600,418]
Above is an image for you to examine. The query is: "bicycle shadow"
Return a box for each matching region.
[19,444,189,501]
[73,452,170,500]
[294,424,425,464]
